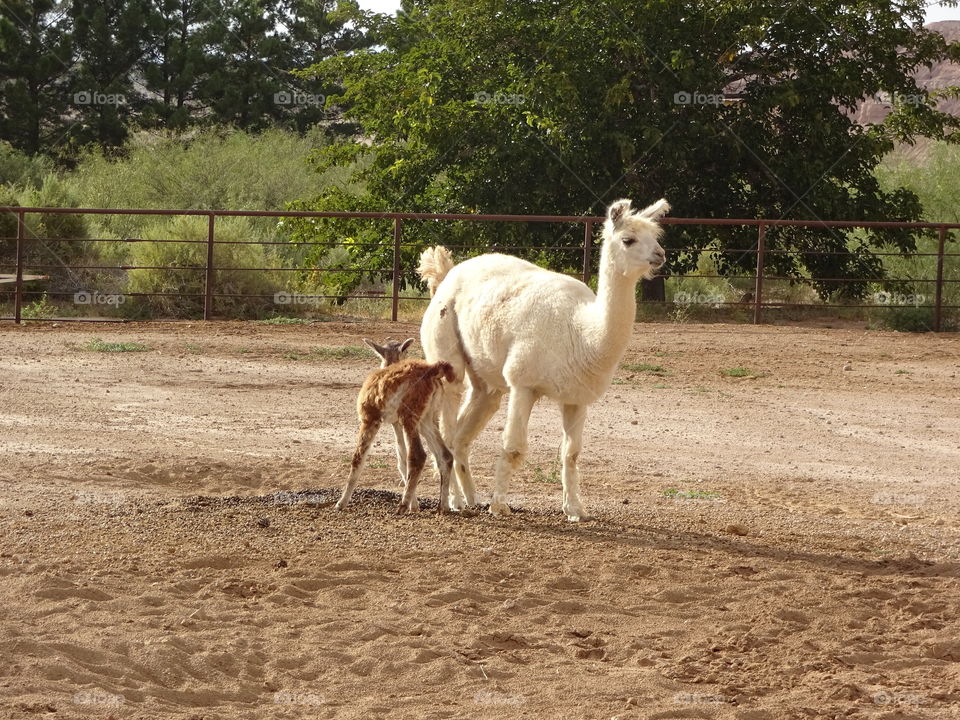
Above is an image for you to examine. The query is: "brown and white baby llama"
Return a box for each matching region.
[335,338,456,514]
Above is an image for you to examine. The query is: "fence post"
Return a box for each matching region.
[934,227,946,332]
[204,213,215,320]
[581,220,594,285]
[391,217,402,321]
[14,209,25,324]
[753,224,766,324]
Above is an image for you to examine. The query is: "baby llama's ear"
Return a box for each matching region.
[638,198,671,220]
[607,199,633,227]
[400,338,415,354]
[362,338,385,359]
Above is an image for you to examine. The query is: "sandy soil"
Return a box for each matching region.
[1,320,959,720]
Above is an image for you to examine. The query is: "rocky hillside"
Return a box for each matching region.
[854,21,960,124]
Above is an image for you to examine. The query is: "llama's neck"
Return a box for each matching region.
[583,243,639,371]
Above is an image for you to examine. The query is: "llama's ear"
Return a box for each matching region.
[400,338,415,354]
[362,338,385,359]
[607,199,632,227]
[638,198,671,220]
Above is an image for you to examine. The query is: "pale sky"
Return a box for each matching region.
[356,0,960,23]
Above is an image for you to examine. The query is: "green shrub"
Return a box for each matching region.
[124,215,283,319]
[867,305,936,332]
[65,128,330,243]
[0,142,52,189]
[20,293,57,320]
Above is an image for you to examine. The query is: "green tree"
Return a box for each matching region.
[69,0,153,150]
[296,0,960,296]
[138,0,219,130]
[198,0,366,131]
[0,0,74,155]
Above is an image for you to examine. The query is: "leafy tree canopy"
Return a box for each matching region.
[297,0,960,295]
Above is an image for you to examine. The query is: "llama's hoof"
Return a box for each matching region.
[565,509,592,523]
[489,501,512,517]
[334,501,347,511]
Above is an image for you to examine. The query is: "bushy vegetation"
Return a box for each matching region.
[124,215,283,319]
[874,142,960,331]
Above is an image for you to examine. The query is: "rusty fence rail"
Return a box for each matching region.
[1,206,958,330]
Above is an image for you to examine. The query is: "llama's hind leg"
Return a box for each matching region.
[490,387,536,517]
[336,418,382,510]
[560,403,590,522]
[420,414,454,514]
[452,384,502,508]
[438,381,466,508]
[392,422,407,487]
[397,425,427,514]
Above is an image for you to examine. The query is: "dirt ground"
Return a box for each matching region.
[0,319,958,720]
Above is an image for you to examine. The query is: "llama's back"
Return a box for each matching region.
[421,253,595,395]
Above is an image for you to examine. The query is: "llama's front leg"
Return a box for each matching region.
[490,387,536,517]
[397,425,427,514]
[560,403,591,522]
[336,419,381,510]
[392,422,407,487]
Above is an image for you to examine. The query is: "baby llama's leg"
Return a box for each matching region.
[392,422,407,487]
[336,417,382,510]
[420,412,454,514]
[397,420,427,514]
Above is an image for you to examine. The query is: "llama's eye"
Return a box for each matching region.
[623,238,637,247]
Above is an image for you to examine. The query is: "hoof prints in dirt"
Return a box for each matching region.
[180,488,515,515]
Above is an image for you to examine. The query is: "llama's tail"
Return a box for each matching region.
[417,246,455,297]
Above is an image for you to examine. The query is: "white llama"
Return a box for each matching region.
[417,198,669,521]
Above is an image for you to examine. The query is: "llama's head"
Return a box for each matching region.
[603,198,670,280]
[363,337,415,368]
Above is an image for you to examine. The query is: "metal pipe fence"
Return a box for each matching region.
[1,206,958,330]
